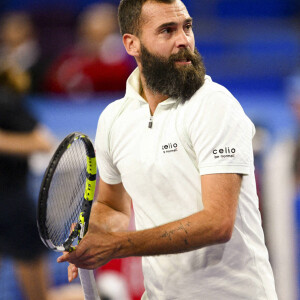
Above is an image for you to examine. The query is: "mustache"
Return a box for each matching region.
[168,48,199,64]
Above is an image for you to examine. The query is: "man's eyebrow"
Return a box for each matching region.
[185,17,193,24]
[156,17,193,31]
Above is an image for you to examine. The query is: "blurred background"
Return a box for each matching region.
[0,0,299,299]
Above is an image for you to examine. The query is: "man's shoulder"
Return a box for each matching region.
[100,97,127,120]
[95,97,125,144]
[186,76,238,109]
[196,76,233,99]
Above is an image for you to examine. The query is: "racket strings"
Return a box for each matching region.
[46,139,87,247]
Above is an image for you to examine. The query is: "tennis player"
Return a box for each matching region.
[58,0,278,299]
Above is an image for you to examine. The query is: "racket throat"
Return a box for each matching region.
[63,223,81,251]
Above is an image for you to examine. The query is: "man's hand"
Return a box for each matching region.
[57,229,121,270]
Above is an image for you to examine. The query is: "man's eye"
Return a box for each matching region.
[162,28,173,34]
[185,24,193,30]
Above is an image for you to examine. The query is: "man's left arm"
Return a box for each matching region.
[58,173,241,269]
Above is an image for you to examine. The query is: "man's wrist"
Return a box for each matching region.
[112,231,138,259]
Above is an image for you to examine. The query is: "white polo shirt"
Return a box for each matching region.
[95,68,278,300]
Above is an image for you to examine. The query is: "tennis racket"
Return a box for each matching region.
[37,132,100,300]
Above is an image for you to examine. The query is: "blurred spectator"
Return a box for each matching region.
[288,74,300,185]
[0,12,55,300]
[0,38,52,300]
[0,128,51,300]
[286,73,300,188]
[289,73,300,299]
[0,11,48,93]
[258,75,299,300]
[44,3,134,97]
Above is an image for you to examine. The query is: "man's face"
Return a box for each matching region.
[138,0,195,61]
[137,0,205,101]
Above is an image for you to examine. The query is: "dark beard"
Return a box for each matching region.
[140,44,206,103]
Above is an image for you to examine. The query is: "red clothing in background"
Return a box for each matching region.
[44,36,134,95]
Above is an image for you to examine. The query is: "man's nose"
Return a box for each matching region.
[175,29,189,48]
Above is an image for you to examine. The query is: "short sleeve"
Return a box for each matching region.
[187,91,255,176]
[95,108,122,185]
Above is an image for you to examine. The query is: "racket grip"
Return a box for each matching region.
[78,268,101,300]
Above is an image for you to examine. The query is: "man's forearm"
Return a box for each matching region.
[89,200,131,233]
[114,209,233,258]
[58,207,234,269]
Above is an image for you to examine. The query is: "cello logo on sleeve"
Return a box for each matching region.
[162,142,178,154]
[213,147,236,159]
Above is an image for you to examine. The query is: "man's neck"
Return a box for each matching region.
[140,74,168,115]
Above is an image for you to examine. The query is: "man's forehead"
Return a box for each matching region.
[141,0,190,29]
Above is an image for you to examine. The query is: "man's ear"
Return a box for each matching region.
[123,33,140,57]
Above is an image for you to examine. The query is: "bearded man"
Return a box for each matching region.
[58,1,278,299]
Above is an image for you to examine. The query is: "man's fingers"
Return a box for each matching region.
[57,248,79,263]
[57,246,91,265]
[57,251,71,263]
[68,264,78,282]
[62,252,101,269]
[57,242,87,263]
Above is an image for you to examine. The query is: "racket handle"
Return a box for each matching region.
[78,268,101,300]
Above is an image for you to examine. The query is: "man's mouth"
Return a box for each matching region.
[175,59,192,65]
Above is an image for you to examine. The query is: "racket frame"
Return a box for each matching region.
[37,132,97,252]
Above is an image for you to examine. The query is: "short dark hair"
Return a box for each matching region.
[118,0,176,36]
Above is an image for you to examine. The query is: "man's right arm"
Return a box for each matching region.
[89,178,132,233]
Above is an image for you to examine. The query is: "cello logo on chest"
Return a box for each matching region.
[162,143,178,154]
